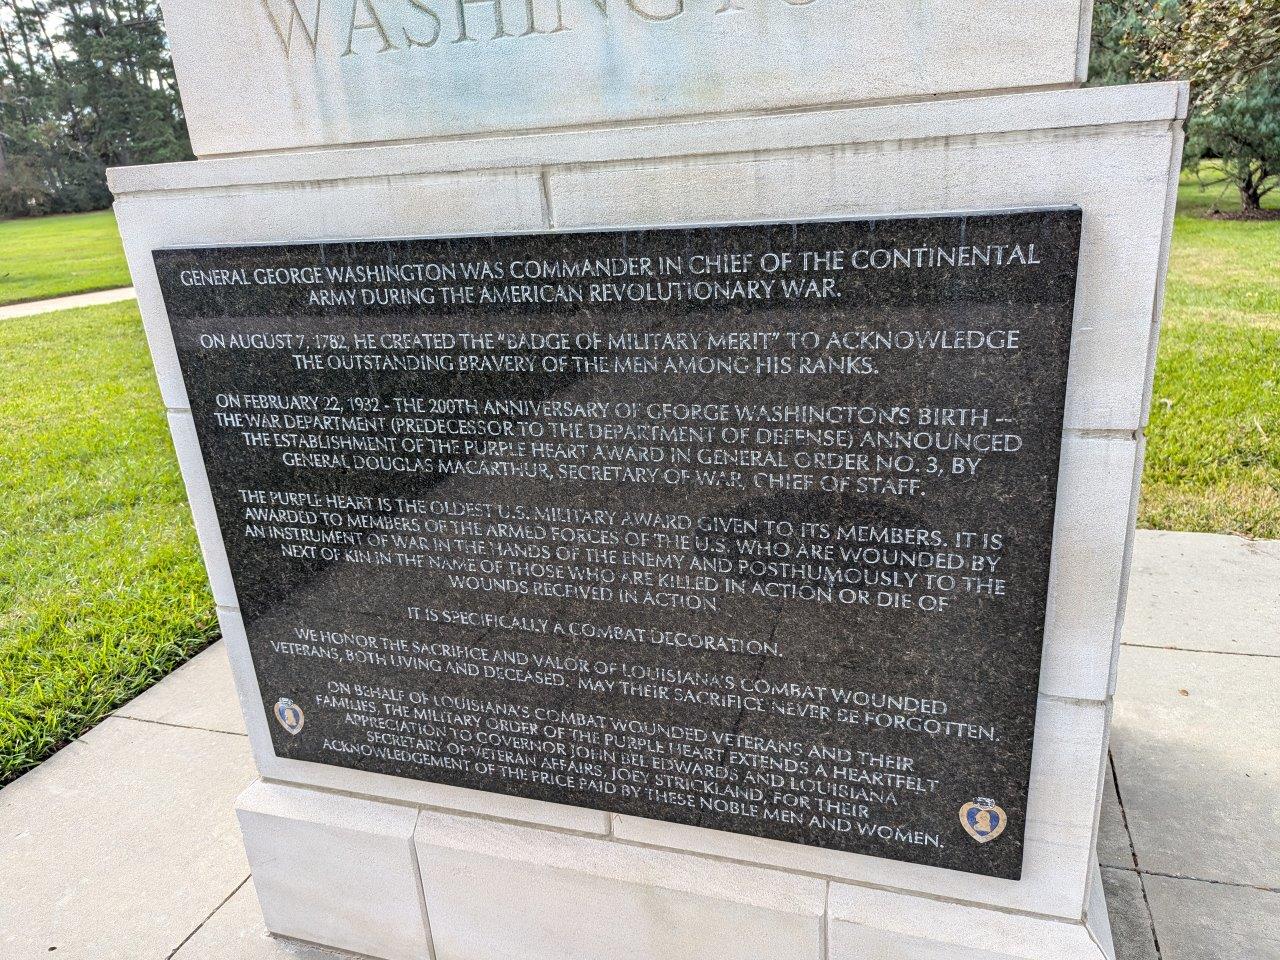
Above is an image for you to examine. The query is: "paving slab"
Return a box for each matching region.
[114,642,246,735]
[172,879,348,959]
[1101,868,1160,960]
[1111,644,1280,888]
[1144,875,1280,960]
[1124,530,1280,656]
[0,716,255,960]
[0,287,135,321]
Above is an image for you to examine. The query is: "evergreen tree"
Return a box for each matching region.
[1184,72,1280,213]
[1090,0,1150,85]
[0,0,190,216]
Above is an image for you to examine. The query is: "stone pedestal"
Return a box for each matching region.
[110,1,1186,955]
[235,775,1125,960]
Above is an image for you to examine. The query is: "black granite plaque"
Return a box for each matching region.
[155,210,1080,879]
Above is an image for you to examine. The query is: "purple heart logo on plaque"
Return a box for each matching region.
[959,798,1007,843]
[273,697,305,736]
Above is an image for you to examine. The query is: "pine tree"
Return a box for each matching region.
[0,0,190,216]
[1185,72,1280,214]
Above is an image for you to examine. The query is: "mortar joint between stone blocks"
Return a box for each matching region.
[539,168,556,228]
[409,808,440,960]
[821,880,832,960]
[512,121,1177,186]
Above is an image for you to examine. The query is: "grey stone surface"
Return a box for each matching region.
[0,716,254,960]
[173,880,355,960]
[114,642,246,735]
[1100,868,1159,960]
[1124,530,1280,656]
[1145,875,1280,960]
[1111,644,1280,888]
[1099,761,1135,870]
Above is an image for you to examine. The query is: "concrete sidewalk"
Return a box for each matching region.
[0,287,135,321]
[1,530,1276,959]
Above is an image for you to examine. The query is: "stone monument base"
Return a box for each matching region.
[109,79,1185,960]
[238,779,1115,960]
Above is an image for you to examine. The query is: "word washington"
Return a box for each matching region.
[258,0,823,58]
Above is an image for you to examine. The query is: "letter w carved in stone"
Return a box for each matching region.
[260,0,322,56]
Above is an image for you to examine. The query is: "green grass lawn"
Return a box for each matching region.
[1138,172,1280,539]
[0,210,131,306]
[0,301,217,783]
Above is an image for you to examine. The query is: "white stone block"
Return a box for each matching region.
[414,809,826,960]
[613,696,1107,919]
[216,606,279,764]
[160,0,1092,156]
[168,411,239,608]
[1110,430,1147,698]
[827,881,1112,959]
[235,780,431,960]
[1138,121,1187,427]
[1085,861,1117,960]
[1040,435,1139,702]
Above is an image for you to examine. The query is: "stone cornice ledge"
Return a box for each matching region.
[109,81,1188,197]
